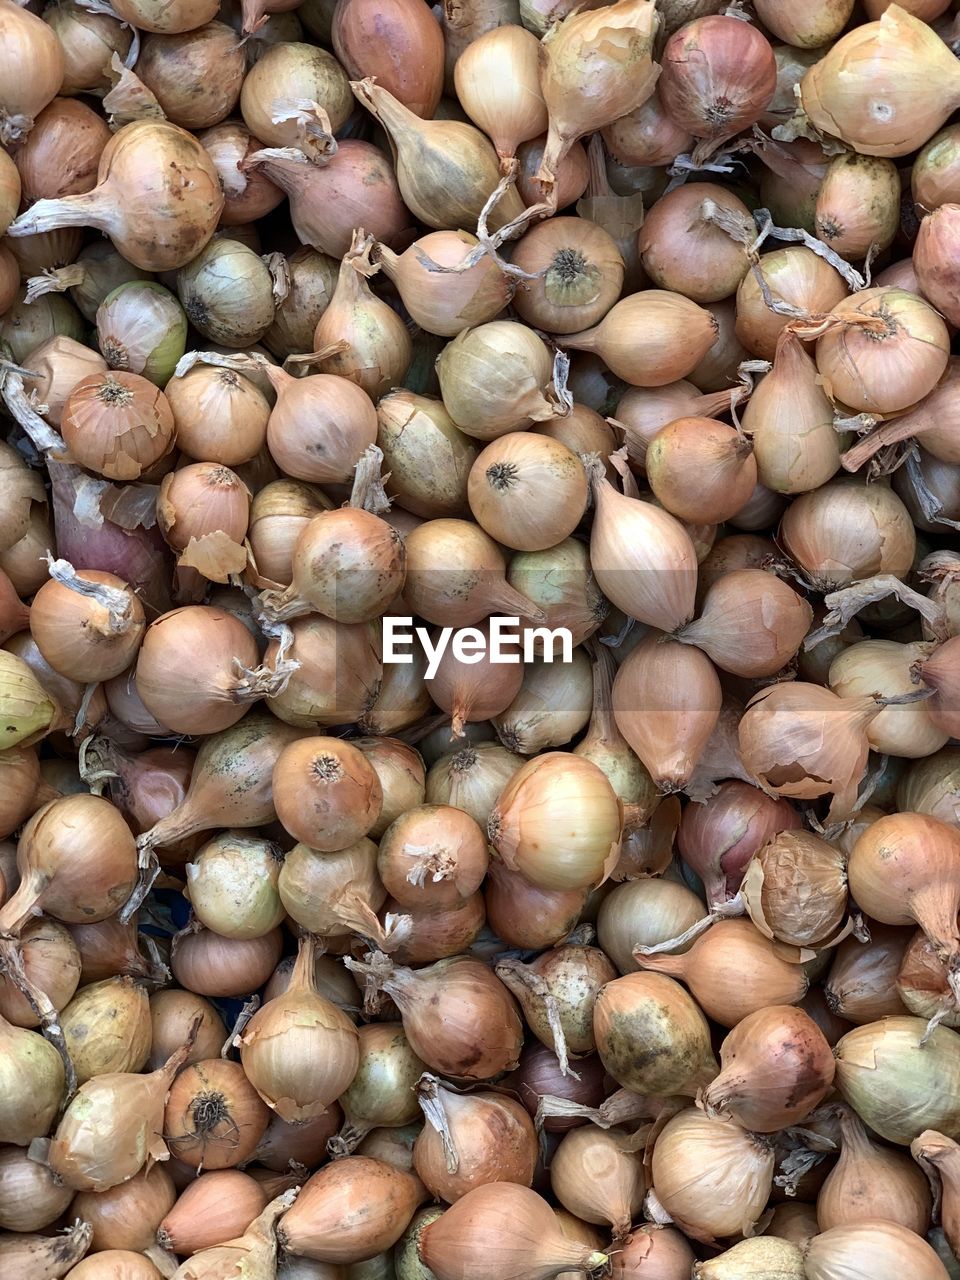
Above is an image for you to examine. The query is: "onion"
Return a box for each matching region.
[379,233,509,342]
[915,637,960,739]
[60,370,175,482]
[375,391,476,521]
[185,832,284,940]
[815,153,901,260]
[468,433,587,553]
[353,739,425,839]
[842,362,960,472]
[564,291,717,387]
[177,239,276,349]
[739,829,847,949]
[825,927,911,1025]
[239,934,360,1122]
[260,361,378,486]
[612,633,721,794]
[489,752,621,892]
[403,518,544,627]
[272,735,382,851]
[43,0,133,94]
[608,1226,696,1280]
[420,1183,608,1280]
[1,636,81,743]
[818,1104,931,1234]
[437,321,567,439]
[274,1156,421,1265]
[484,860,587,951]
[253,1107,344,1173]
[0,0,64,145]
[594,970,717,1096]
[149,989,226,1070]
[15,97,111,203]
[738,681,885,821]
[248,480,331,585]
[277,838,388,944]
[913,125,960,214]
[377,804,487,913]
[815,287,949,414]
[61,975,152,1083]
[352,79,525,235]
[413,1075,537,1203]
[602,88,693,168]
[454,24,546,167]
[264,615,382,729]
[493,650,592,756]
[30,563,145,684]
[549,1125,645,1241]
[0,1145,73,1231]
[136,23,246,130]
[898,748,960,828]
[702,1005,834,1133]
[171,925,283,998]
[344,952,523,1082]
[0,793,137,935]
[158,1169,267,1255]
[8,120,224,272]
[800,6,960,157]
[331,1022,424,1155]
[645,417,757,525]
[157,463,250,585]
[636,918,808,1028]
[239,40,350,147]
[95,282,187,388]
[49,1033,195,1192]
[614,380,735,468]
[736,248,847,361]
[199,121,284,228]
[639,184,752,304]
[169,1191,295,1279]
[781,479,915,590]
[517,134,590,209]
[497,944,615,1069]
[651,1107,775,1243]
[659,16,776,161]
[243,140,411,260]
[334,0,443,118]
[511,217,623,335]
[0,1011,65,1145]
[829,640,948,758]
[69,1164,177,1256]
[0,1222,93,1278]
[835,1016,960,1145]
[134,605,283,736]
[535,0,658,194]
[165,1057,270,1170]
[586,463,698,631]
[913,1131,960,1264]
[803,1221,951,1280]
[597,878,705,975]
[0,746,44,841]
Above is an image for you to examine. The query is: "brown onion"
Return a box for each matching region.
[148,989,226,1070]
[736,248,847,361]
[645,417,757,525]
[165,1057,270,1170]
[171,925,283,998]
[71,1165,176,1253]
[803,1221,950,1280]
[549,1125,645,1241]
[334,0,443,118]
[484,860,587,951]
[0,1145,73,1231]
[272,735,382,851]
[818,1104,931,1234]
[158,1169,267,1255]
[564,290,717,387]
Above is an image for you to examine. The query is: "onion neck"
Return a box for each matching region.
[288,932,320,998]
[351,77,421,148]
[8,191,111,240]
[0,868,46,937]
[910,881,960,963]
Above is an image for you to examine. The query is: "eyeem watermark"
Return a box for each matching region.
[384,616,573,679]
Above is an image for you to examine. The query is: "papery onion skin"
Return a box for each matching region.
[803,1221,951,1280]
[818,1104,932,1235]
[164,1057,271,1170]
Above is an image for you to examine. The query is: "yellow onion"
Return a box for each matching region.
[158,1169,268,1256]
[0,1011,66,1145]
[696,1237,805,1280]
[511,217,624,336]
[564,291,717,387]
[8,120,223,272]
[60,370,175,482]
[913,1131,960,1263]
[167,364,270,467]
[612,633,721,794]
[489,752,621,892]
[164,1057,270,1170]
[376,804,487,914]
[425,743,522,830]
[278,839,391,947]
[330,1022,424,1155]
[639,184,752,304]
[0,1221,93,1279]
[493,650,593,756]
[586,461,697,631]
[344,952,523,1082]
[737,682,883,822]
[549,1125,645,1241]
[239,934,360,1122]
[277,1156,422,1264]
[702,1005,834,1132]
[835,1016,960,1144]
[741,331,844,495]
[333,0,444,117]
[815,153,901,260]
[378,233,510,340]
[177,238,276,349]
[496,944,615,1070]
[803,1221,951,1280]
[818,1104,931,1234]
[651,1107,774,1243]
[825,927,911,1025]
[265,616,382,730]
[170,1190,295,1280]
[0,915,80,1027]
[69,1165,176,1257]
[136,23,245,131]
[800,6,960,157]
[0,0,64,145]
[239,40,350,147]
[353,739,425,839]
[420,1183,608,1280]
[351,78,524,234]
[184,832,284,940]
[829,639,948,758]
[536,0,659,193]
[248,480,331,587]
[149,990,226,1070]
[645,417,757,525]
[437,321,567,440]
[454,24,547,168]
[49,1034,195,1192]
[678,570,812,679]
[413,1074,537,1202]
[736,249,847,361]
[636,918,808,1028]
[781,479,915,590]
[597,878,705,976]
[61,975,152,1084]
[815,287,949,414]
[485,860,587,951]
[171,925,283,999]
[594,970,717,1096]
[0,1145,73,1232]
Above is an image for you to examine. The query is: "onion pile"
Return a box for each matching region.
[2,1,960,1277]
